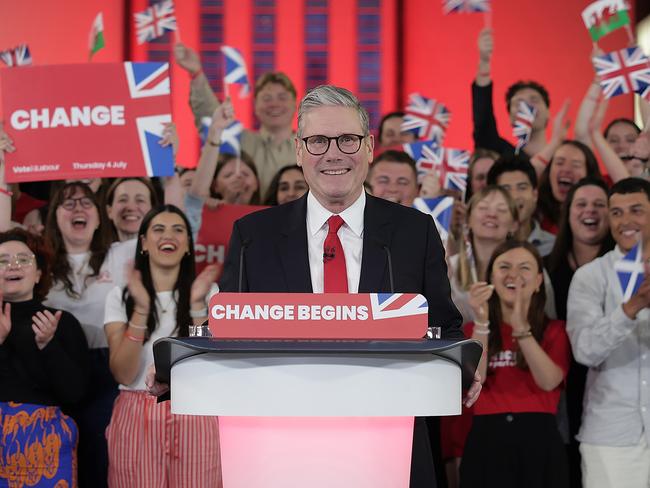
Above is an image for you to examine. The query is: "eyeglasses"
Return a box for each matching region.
[60,196,94,211]
[0,253,36,269]
[620,155,650,163]
[301,134,366,156]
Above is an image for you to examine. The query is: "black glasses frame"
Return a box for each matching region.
[301,133,366,156]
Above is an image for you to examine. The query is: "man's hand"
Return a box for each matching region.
[173,43,202,75]
[622,259,650,319]
[477,28,493,64]
[463,371,482,408]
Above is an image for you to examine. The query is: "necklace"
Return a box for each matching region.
[156,293,176,314]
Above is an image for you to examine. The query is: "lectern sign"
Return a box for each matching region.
[208,293,429,339]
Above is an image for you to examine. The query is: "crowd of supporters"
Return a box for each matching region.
[1,26,649,488]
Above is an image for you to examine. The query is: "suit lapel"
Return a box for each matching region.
[359,195,393,293]
[279,194,313,292]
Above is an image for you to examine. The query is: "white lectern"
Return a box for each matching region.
[154,338,481,488]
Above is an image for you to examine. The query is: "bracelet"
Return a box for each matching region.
[0,187,13,197]
[512,329,533,339]
[478,71,491,77]
[124,331,144,342]
[473,327,490,336]
[534,155,549,166]
[190,68,203,79]
[128,321,147,330]
[190,307,208,318]
[207,139,221,147]
[133,308,148,316]
[474,319,489,328]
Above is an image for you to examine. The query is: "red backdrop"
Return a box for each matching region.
[0,0,637,172]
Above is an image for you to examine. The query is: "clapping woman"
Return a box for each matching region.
[460,240,570,488]
[104,205,221,487]
[0,229,89,487]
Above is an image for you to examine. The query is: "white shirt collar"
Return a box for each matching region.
[307,190,365,238]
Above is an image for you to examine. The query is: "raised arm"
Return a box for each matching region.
[530,99,570,178]
[0,127,15,231]
[590,98,630,182]
[188,100,235,200]
[174,43,220,131]
[158,122,185,209]
[475,27,493,88]
[574,80,602,147]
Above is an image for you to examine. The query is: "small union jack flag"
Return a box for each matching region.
[403,141,469,192]
[221,46,250,98]
[401,93,450,143]
[0,44,32,67]
[512,100,537,151]
[200,118,243,156]
[403,140,440,183]
[413,196,454,242]
[370,293,428,320]
[442,0,491,14]
[593,46,650,99]
[134,0,177,45]
[614,241,645,301]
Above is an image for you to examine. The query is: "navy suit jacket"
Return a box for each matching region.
[219,192,463,340]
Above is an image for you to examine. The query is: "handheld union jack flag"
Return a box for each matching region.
[221,46,250,98]
[413,196,454,243]
[369,293,428,320]
[0,44,32,67]
[614,241,645,301]
[401,93,450,143]
[512,100,537,152]
[134,0,177,45]
[200,117,243,156]
[404,141,469,193]
[592,46,650,100]
[442,0,491,14]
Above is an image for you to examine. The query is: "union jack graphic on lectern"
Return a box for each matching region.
[370,294,428,320]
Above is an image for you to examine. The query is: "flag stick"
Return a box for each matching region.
[484,10,492,29]
[174,28,181,43]
[624,24,634,44]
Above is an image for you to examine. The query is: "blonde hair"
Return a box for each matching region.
[456,185,519,290]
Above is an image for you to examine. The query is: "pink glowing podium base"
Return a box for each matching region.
[153,338,482,488]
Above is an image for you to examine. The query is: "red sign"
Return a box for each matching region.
[0,62,174,182]
[209,293,429,340]
[194,204,267,275]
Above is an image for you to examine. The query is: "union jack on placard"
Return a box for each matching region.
[370,293,428,320]
[512,100,537,150]
[135,114,175,178]
[592,46,650,99]
[614,241,645,301]
[442,0,491,14]
[401,93,450,142]
[134,0,177,45]
[124,62,170,99]
[221,46,250,98]
[412,196,454,242]
[0,44,32,67]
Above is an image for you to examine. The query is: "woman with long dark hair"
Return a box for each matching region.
[43,182,137,487]
[263,164,308,205]
[0,228,89,486]
[104,205,221,487]
[459,240,570,487]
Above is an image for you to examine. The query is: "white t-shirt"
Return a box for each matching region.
[45,239,137,349]
[103,283,219,391]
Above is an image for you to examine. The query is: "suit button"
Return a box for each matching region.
[505,414,514,422]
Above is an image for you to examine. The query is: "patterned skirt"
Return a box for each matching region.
[0,401,78,488]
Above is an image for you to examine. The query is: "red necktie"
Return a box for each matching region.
[323,215,348,293]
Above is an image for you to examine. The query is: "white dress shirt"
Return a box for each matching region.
[306,191,365,293]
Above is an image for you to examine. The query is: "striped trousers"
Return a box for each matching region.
[106,391,222,488]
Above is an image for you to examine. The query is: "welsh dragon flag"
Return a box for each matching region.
[88,12,105,58]
[581,0,630,42]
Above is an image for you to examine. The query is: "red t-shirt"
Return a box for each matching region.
[467,320,570,416]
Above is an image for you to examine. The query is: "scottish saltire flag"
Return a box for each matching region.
[582,0,630,42]
[402,93,450,143]
[442,0,491,14]
[200,117,243,155]
[615,242,645,301]
[413,196,454,242]
[592,46,650,99]
[134,0,177,45]
[403,140,441,183]
[0,44,32,67]
[512,100,536,151]
[221,46,250,98]
[370,293,428,320]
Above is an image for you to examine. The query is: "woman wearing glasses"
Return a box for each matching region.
[43,182,136,488]
[0,228,89,487]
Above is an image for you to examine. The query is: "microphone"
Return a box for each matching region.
[238,238,251,293]
[381,243,395,294]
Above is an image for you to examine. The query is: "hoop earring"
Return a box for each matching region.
[140,249,148,256]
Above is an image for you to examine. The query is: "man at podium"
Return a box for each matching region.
[218,84,477,487]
